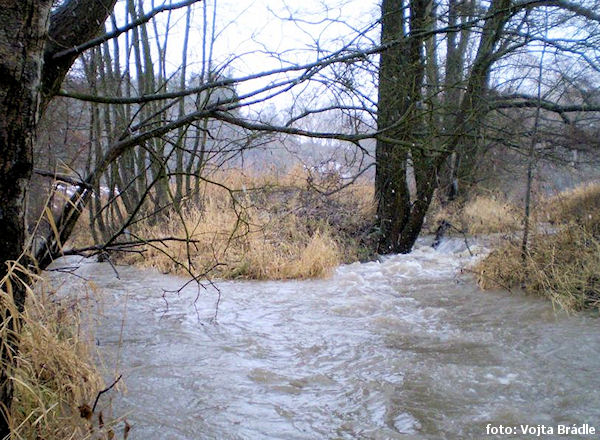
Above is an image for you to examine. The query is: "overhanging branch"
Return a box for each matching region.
[51,0,203,61]
[491,94,600,124]
[34,169,92,189]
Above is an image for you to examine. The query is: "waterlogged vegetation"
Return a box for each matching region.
[476,183,600,312]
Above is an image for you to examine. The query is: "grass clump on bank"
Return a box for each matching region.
[109,167,375,280]
[427,193,521,235]
[475,182,600,312]
[0,267,121,439]
[461,195,521,234]
[541,181,600,228]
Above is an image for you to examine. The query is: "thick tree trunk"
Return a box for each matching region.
[0,1,117,435]
[375,0,509,255]
[375,0,429,254]
[375,0,408,253]
[0,2,52,435]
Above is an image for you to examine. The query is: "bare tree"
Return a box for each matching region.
[372,0,600,253]
[373,0,514,254]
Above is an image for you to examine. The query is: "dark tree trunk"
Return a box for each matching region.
[0,1,116,435]
[375,0,408,254]
[375,0,430,254]
[437,0,474,203]
[0,2,52,436]
[396,150,439,253]
[375,0,511,255]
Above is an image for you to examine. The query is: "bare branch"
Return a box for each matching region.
[34,169,92,189]
[51,0,203,61]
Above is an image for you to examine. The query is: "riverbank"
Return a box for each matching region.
[70,171,600,312]
[0,271,121,438]
[71,168,525,281]
[475,182,600,312]
[72,168,377,280]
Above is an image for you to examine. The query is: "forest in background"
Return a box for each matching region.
[33,0,600,305]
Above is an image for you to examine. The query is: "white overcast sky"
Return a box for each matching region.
[108,0,380,109]
[107,0,596,114]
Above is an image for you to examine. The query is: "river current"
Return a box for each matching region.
[50,238,600,439]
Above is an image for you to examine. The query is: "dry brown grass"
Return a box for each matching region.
[428,193,521,235]
[462,196,521,234]
[475,227,600,312]
[0,263,123,439]
[103,167,375,280]
[475,182,600,312]
[541,181,600,228]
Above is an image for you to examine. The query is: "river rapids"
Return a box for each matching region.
[49,238,600,439]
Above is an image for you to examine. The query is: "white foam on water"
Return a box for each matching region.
[45,235,600,440]
[393,412,421,434]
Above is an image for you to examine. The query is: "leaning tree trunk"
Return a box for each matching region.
[0,2,52,436]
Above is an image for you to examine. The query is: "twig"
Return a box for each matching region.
[34,168,93,189]
[101,252,121,280]
[45,266,89,281]
[92,374,123,413]
[213,287,222,324]
[64,236,204,255]
[46,265,80,273]
[449,223,474,257]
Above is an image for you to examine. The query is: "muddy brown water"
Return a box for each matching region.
[50,238,600,439]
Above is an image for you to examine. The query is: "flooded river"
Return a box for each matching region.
[52,238,600,439]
